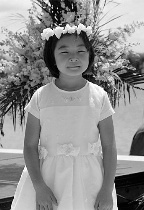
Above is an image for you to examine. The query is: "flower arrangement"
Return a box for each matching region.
[0,0,144,134]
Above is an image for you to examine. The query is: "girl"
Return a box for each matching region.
[11,24,118,210]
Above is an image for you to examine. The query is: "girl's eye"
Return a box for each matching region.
[61,52,68,54]
[78,50,86,53]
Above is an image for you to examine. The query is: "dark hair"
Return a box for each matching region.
[129,124,144,156]
[43,31,94,78]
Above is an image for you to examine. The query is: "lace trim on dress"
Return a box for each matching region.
[57,143,80,156]
[38,145,48,159]
[88,142,102,156]
[38,142,102,159]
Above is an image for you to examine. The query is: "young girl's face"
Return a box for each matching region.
[54,34,89,77]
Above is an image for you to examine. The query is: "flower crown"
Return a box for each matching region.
[41,23,92,41]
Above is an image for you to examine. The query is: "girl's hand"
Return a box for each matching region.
[94,189,113,210]
[36,182,58,210]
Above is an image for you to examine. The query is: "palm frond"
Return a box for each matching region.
[7,13,28,26]
[98,15,123,29]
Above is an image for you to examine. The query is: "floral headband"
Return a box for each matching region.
[41,23,92,41]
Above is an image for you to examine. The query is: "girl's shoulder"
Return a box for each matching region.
[88,81,106,99]
[88,82,114,120]
[89,81,105,91]
[34,82,53,107]
[36,82,52,96]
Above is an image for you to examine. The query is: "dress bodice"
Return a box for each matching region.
[25,78,115,157]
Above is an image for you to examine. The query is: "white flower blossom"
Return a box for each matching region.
[77,23,86,34]
[86,25,92,36]
[54,26,64,38]
[62,12,75,24]
[109,33,117,41]
[63,24,76,34]
[101,63,110,71]
[61,2,65,8]
[41,28,54,40]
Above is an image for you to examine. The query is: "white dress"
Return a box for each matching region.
[11,78,118,210]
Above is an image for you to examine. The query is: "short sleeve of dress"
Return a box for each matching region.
[100,91,115,121]
[24,90,40,119]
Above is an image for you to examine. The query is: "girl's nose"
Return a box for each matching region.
[69,57,79,62]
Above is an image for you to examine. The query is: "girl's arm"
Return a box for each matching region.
[98,115,117,192]
[23,112,44,190]
[24,113,58,209]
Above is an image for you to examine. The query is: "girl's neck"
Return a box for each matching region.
[55,75,87,91]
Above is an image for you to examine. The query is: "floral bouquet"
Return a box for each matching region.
[0,0,144,134]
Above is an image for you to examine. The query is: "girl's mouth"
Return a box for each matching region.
[67,66,80,69]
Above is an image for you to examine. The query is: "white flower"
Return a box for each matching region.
[107,76,115,85]
[101,63,110,71]
[41,28,54,40]
[63,24,76,34]
[68,25,77,33]
[110,63,117,70]
[62,12,76,24]
[108,33,117,41]
[86,26,92,36]
[62,24,69,34]
[94,56,99,63]
[27,66,31,71]
[77,23,86,34]
[54,26,64,39]
[116,63,123,68]
[61,2,65,8]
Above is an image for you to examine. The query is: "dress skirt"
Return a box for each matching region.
[11,152,118,210]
